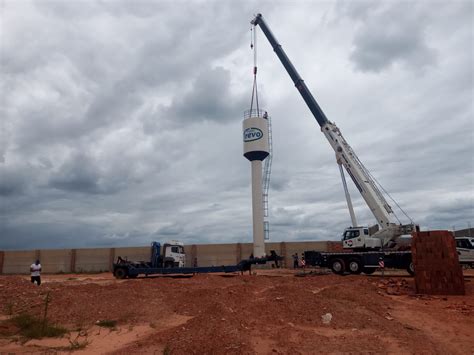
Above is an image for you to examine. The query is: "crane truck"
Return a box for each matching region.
[251,14,419,275]
[113,241,282,279]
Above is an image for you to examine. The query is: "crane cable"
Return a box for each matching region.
[249,25,260,115]
[365,168,414,225]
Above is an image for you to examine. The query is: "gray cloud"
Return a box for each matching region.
[0,164,28,197]
[163,66,248,123]
[348,3,437,72]
[48,153,110,194]
[1,1,472,250]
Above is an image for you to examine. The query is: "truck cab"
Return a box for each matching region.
[342,227,381,249]
[162,241,186,267]
[455,237,474,268]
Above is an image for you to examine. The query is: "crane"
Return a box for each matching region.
[251,13,417,250]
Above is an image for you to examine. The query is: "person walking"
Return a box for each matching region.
[300,255,306,269]
[30,259,42,286]
[292,253,299,269]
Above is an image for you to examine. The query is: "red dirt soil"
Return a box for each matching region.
[0,269,473,354]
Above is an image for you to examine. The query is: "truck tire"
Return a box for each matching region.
[114,268,127,279]
[348,258,362,274]
[164,261,174,268]
[362,268,376,275]
[330,258,345,275]
[407,261,415,276]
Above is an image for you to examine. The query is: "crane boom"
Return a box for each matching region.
[251,13,416,247]
[251,14,328,128]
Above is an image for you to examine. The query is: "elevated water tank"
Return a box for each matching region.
[243,110,269,161]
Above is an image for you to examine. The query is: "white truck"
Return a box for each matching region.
[455,237,474,268]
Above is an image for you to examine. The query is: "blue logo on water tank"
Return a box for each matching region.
[244,128,263,142]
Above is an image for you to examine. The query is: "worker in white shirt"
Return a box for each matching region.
[30,259,42,286]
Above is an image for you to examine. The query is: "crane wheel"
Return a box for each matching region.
[330,258,345,274]
[406,262,415,276]
[114,268,127,279]
[348,259,362,274]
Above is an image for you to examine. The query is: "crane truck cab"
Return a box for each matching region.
[455,237,474,268]
[342,225,415,250]
[342,227,375,249]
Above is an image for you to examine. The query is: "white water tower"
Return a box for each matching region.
[243,109,270,258]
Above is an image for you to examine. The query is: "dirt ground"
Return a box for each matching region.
[0,268,473,354]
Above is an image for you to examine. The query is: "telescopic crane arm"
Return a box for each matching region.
[251,13,415,246]
[251,14,329,128]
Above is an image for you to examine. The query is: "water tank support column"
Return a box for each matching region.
[251,159,265,257]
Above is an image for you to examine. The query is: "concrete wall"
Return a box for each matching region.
[41,249,72,273]
[0,241,331,274]
[75,248,110,272]
[2,250,37,274]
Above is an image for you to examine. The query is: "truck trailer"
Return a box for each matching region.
[113,241,282,279]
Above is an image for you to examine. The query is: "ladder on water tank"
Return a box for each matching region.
[263,114,273,240]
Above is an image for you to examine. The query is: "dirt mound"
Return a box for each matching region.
[0,270,473,354]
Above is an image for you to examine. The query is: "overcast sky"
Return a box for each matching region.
[1,0,473,250]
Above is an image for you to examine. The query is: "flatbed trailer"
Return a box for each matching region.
[112,241,283,279]
[113,253,281,279]
[304,250,414,275]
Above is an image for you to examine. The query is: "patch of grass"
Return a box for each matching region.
[163,344,171,355]
[96,319,117,328]
[12,314,67,339]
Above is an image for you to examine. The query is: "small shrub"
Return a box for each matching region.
[96,320,117,328]
[12,314,67,339]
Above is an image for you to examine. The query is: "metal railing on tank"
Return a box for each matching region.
[244,109,268,119]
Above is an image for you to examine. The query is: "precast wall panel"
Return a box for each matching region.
[184,245,196,267]
[75,248,110,272]
[195,244,236,267]
[41,249,72,273]
[240,243,254,260]
[114,247,150,262]
[2,250,37,274]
